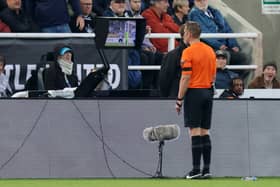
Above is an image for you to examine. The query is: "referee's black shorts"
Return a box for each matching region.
[183,88,213,129]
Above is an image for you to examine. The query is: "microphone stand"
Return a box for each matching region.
[154,140,165,178]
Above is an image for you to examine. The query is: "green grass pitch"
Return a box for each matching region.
[1,178,280,187]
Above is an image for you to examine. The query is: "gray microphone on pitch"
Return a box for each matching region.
[143,124,180,142]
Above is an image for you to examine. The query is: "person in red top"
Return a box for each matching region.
[176,21,216,179]
[142,0,179,53]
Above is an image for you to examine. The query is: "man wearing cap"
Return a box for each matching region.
[215,50,238,89]
[44,45,79,90]
[103,0,131,17]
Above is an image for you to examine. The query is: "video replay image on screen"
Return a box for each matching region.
[95,17,146,49]
[105,20,136,47]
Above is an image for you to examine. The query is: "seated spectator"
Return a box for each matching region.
[70,0,96,33]
[142,0,180,53]
[24,0,84,33]
[220,77,244,99]
[188,0,248,67]
[159,24,188,97]
[44,45,79,90]
[248,63,280,89]
[126,0,142,17]
[215,50,238,89]
[171,0,189,26]
[103,0,131,17]
[0,55,12,97]
[0,0,38,32]
[167,0,194,15]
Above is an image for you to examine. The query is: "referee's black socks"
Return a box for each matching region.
[191,136,202,171]
[201,135,212,171]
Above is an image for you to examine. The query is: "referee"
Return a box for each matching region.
[175,21,216,179]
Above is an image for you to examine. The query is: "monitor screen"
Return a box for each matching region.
[95,17,146,49]
[106,20,136,47]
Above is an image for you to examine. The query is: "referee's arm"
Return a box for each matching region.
[176,74,190,115]
[178,74,190,100]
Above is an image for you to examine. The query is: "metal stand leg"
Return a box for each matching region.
[154,141,165,178]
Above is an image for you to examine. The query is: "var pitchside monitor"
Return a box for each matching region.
[95,17,146,49]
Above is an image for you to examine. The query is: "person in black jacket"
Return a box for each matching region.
[44,45,79,90]
[220,77,244,99]
[103,0,131,17]
[0,0,38,32]
[159,24,188,97]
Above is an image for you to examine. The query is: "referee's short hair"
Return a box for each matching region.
[184,21,201,38]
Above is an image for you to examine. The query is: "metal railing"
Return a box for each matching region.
[128,65,258,70]
[0,32,262,72]
[142,32,261,72]
[0,33,96,38]
[145,32,258,52]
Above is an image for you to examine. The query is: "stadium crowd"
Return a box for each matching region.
[0,0,275,98]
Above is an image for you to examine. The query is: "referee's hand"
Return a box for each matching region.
[175,100,183,115]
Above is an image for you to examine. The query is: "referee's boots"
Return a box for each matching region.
[201,168,212,179]
[185,169,201,179]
